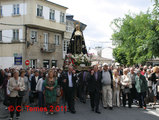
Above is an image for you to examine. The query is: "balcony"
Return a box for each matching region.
[40,43,56,53]
[12,39,20,43]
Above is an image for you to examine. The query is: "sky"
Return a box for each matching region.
[49,0,154,59]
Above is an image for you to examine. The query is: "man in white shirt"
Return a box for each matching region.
[63,65,76,114]
[68,72,73,87]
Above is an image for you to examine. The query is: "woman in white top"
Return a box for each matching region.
[113,69,120,107]
[121,68,132,108]
[8,70,25,120]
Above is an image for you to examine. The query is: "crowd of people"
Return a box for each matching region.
[0,64,159,120]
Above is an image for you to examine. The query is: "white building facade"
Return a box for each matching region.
[0,0,67,69]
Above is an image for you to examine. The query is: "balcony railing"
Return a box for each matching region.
[41,43,56,53]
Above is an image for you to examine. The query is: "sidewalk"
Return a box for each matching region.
[147,102,159,114]
[0,102,9,119]
[0,88,9,119]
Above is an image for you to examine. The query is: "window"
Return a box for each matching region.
[55,35,60,45]
[30,31,37,43]
[13,4,20,15]
[50,9,55,21]
[43,33,49,50]
[66,26,69,31]
[64,41,66,51]
[43,60,50,68]
[60,12,65,23]
[67,41,69,46]
[0,6,2,17]
[37,5,43,17]
[0,31,2,41]
[30,59,37,68]
[44,33,49,44]
[13,29,19,41]
[52,60,57,67]
[66,25,74,32]
[63,40,69,51]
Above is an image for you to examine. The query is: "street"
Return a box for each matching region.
[3,100,159,120]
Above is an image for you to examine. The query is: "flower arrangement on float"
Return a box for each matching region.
[64,53,91,68]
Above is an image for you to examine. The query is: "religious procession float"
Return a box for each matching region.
[63,23,92,71]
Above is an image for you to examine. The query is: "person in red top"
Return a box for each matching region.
[140,68,144,76]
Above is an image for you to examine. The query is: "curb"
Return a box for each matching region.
[0,114,9,119]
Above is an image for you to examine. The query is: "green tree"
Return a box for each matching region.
[111,11,159,66]
[152,0,159,19]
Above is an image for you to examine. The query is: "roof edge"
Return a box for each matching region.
[45,0,68,9]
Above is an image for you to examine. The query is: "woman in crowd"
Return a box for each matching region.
[56,69,63,105]
[2,73,11,110]
[43,70,57,115]
[26,69,32,82]
[0,69,6,87]
[113,69,121,107]
[0,70,6,101]
[146,69,153,100]
[151,66,159,107]
[121,68,132,108]
[135,70,148,109]
[20,70,30,110]
[8,70,25,120]
[140,68,144,76]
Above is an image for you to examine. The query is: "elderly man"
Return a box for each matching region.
[101,63,113,110]
[63,65,77,114]
[128,67,137,104]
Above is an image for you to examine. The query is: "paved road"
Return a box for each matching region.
[2,100,159,120]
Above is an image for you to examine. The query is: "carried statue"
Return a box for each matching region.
[67,24,87,55]
[64,22,91,70]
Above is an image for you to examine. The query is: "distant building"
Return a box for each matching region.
[0,0,67,69]
[147,58,159,66]
[88,47,114,65]
[91,55,114,66]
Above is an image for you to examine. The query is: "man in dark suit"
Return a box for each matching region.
[88,65,102,114]
[31,70,40,106]
[63,65,76,114]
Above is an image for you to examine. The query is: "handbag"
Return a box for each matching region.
[123,87,130,94]
[18,91,26,97]
[56,86,61,97]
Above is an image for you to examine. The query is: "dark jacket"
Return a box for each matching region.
[135,74,148,93]
[57,73,63,87]
[78,71,89,86]
[62,72,77,90]
[87,71,102,92]
[0,73,6,86]
[31,76,40,91]
[151,72,158,84]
